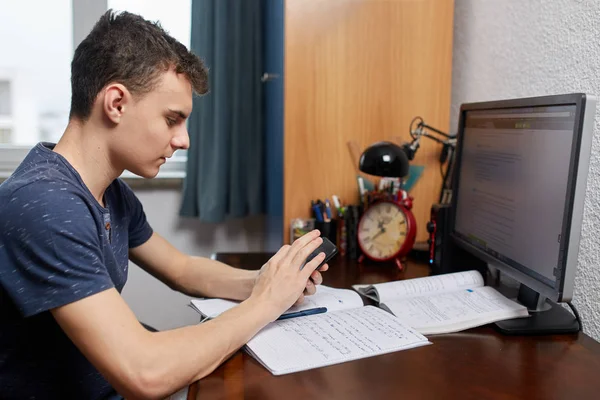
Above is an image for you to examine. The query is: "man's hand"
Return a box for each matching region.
[302,261,329,304]
[250,230,328,320]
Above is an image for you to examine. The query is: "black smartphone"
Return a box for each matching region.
[302,237,338,271]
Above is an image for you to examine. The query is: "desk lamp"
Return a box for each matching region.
[358,141,410,178]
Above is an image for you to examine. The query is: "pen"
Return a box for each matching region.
[277,307,328,321]
[332,195,344,217]
[324,199,332,220]
[312,202,324,222]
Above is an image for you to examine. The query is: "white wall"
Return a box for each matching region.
[451,0,600,341]
[122,185,267,330]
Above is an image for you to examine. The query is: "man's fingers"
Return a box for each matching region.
[291,236,323,269]
[318,263,329,272]
[269,244,291,266]
[301,251,325,278]
[285,230,321,264]
[310,270,323,286]
[304,279,316,295]
[293,229,321,248]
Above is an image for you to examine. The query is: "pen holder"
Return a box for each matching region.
[290,218,316,243]
[343,204,363,260]
[315,219,337,245]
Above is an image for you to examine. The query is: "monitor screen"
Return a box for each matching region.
[451,94,595,304]
[454,104,576,287]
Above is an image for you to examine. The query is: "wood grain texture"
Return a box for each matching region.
[283,0,455,243]
[189,253,600,400]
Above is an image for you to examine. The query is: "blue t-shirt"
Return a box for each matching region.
[0,143,153,399]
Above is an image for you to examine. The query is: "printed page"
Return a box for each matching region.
[190,285,364,320]
[245,306,430,375]
[354,270,484,303]
[381,286,529,335]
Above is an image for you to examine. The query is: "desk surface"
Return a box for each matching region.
[188,253,600,400]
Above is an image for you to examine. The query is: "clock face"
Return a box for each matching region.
[358,202,408,260]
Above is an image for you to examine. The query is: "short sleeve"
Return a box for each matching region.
[117,179,153,248]
[0,183,114,317]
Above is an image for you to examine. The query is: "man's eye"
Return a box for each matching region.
[166,118,176,126]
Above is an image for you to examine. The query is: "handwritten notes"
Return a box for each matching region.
[245,306,430,375]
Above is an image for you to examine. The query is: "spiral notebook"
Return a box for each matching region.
[244,306,430,375]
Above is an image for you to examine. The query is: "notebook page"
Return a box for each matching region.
[245,306,430,375]
[367,270,485,303]
[295,285,364,312]
[382,286,529,335]
[190,298,238,320]
[190,285,363,320]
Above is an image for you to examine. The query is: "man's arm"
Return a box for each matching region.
[52,288,272,399]
[129,232,326,301]
[52,231,327,399]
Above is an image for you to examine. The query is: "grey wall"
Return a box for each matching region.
[122,185,267,330]
[451,0,600,341]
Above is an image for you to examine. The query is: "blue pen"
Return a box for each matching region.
[312,203,324,222]
[277,307,327,321]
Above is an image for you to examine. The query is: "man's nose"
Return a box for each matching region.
[172,127,190,150]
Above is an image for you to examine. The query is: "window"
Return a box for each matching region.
[0,81,11,116]
[0,0,72,147]
[0,80,11,144]
[0,0,191,179]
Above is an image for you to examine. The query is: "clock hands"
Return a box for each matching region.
[371,229,385,241]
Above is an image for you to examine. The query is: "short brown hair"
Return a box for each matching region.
[69,10,208,120]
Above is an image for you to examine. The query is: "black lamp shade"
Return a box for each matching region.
[359,141,410,178]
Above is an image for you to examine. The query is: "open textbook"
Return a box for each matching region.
[190,286,430,375]
[353,270,530,335]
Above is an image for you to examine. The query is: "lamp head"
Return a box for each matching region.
[359,141,410,178]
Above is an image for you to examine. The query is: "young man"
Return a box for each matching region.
[0,10,328,400]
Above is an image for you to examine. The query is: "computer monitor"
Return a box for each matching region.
[450,93,596,335]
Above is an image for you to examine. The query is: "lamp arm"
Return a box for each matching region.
[420,122,454,139]
[409,116,456,144]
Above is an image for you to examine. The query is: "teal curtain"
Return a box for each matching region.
[180,0,264,222]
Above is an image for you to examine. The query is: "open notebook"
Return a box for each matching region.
[353,270,529,335]
[245,306,430,375]
[190,286,430,375]
[190,285,364,322]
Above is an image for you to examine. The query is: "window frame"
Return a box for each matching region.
[0,146,187,180]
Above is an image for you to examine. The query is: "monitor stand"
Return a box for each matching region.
[494,284,579,335]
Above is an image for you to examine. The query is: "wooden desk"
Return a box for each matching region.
[188,253,600,400]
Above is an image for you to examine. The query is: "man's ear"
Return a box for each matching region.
[103,83,130,124]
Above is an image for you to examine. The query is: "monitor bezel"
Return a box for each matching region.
[449,93,595,303]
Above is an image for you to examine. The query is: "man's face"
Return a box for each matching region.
[111,69,193,178]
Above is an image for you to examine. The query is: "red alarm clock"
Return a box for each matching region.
[357,194,417,270]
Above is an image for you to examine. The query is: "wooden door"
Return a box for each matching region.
[284,0,455,244]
